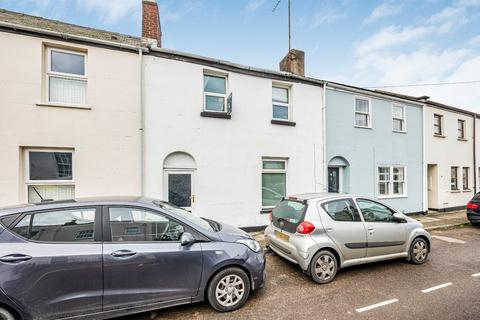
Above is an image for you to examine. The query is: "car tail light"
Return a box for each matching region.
[296,221,315,234]
[467,202,478,209]
[268,212,273,222]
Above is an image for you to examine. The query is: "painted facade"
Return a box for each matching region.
[143,54,324,227]
[325,85,425,214]
[425,103,475,211]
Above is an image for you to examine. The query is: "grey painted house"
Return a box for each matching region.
[325,83,426,214]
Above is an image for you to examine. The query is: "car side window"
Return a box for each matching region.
[356,199,394,222]
[11,208,96,242]
[321,198,361,222]
[109,207,185,242]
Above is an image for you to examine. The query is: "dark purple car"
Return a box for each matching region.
[0,197,265,320]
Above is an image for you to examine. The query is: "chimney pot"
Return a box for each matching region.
[142,0,162,47]
[279,49,305,77]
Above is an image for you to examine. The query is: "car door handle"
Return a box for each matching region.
[0,254,32,263]
[111,250,137,258]
[367,227,375,233]
[325,225,334,232]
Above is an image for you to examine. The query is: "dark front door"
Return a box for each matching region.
[328,167,340,193]
[102,206,203,310]
[167,172,193,211]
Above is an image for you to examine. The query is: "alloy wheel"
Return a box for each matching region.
[314,254,336,281]
[215,274,245,307]
[413,240,428,262]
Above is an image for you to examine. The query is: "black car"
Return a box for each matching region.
[466,193,480,225]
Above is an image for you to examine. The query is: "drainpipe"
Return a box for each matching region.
[322,82,327,192]
[139,48,145,196]
[422,102,427,213]
[473,113,477,194]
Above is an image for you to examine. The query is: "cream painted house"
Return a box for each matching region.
[425,101,476,211]
[0,10,142,205]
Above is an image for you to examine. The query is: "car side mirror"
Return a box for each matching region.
[392,212,406,223]
[180,232,196,246]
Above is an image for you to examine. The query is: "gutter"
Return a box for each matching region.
[0,21,148,52]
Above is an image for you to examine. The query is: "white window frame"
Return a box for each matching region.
[433,114,443,136]
[272,84,291,121]
[462,167,469,190]
[392,104,407,133]
[261,158,288,208]
[451,166,459,191]
[203,72,228,113]
[24,148,75,202]
[354,96,372,128]
[458,119,466,139]
[377,165,407,199]
[45,47,88,107]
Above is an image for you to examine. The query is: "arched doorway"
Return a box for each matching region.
[328,156,350,193]
[163,152,196,211]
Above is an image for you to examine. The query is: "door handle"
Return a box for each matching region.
[0,254,32,263]
[325,225,334,232]
[111,250,137,258]
[367,227,375,234]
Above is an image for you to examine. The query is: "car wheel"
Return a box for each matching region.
[309,250,338,284]
[0,307,15,320]
[410,237,429,264]
[207,267,251,312]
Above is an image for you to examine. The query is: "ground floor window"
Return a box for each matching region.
[377,165,406,197]
[451,166,459,191]
[462,167,469,190]
[25,149,75,203]
[262,159,287,207]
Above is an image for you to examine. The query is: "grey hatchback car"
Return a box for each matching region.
[264,193,431,284]
[0,197,265,320]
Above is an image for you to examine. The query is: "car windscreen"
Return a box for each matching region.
[272,199,307,233]
[153,200,214,232]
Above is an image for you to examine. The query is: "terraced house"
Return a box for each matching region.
[0,9,143,205]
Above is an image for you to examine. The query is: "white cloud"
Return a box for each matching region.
[312,8,346,26]
[159,0,203,23]
[428,6,468,34]
[364,1,403,24]
[469,35,480,45]
[77,0,140,25]
[246,0,267,11]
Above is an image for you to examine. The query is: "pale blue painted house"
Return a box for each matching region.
[325,83,426,214]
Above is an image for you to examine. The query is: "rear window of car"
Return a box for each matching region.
[272,200,306,224]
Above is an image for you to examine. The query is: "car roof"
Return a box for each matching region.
[289,192,353,201]
[0,196,155,216]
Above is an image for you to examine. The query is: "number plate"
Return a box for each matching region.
[275,230,290,241]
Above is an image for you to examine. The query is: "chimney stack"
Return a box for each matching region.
[142,0,162,47]
[279,49,305,77]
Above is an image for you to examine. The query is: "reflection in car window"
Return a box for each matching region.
[321,199,361,222]
[357,199,394,222]
[153,201,213,231]
[272,200,306,224]
[109,208,185,242]
[11,208,95,242]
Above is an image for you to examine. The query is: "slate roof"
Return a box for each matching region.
[0,9,141,46]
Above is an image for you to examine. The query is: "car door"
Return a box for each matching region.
[318,198,367,261]
[355,198,407,257]
[0,206,103,320]
[102,205,203,311]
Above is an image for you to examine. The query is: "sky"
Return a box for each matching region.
[1,0,480,111]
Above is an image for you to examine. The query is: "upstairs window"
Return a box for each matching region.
[204,74,227,112]
[392,104,406,132]
[47,48,87,106]
[458,119,465,139]
[434,114,443,136]
[354,97,371,128]
[272,86,290,120]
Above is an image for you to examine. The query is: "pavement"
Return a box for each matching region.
[121,224,480,320]
[413,210,470,231]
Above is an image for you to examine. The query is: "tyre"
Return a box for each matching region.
[309,250,338,284]
[207,267,251,312]
[471,221,480,226]
[409,237,429,264]
[0,307,15,320]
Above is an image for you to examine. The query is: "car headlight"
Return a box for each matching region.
[236,239,261,252]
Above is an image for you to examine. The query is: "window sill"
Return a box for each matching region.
[377,195,408,199]
[393,130,407,134]
[354,125,372,129]
[36,102,91,110]
[457,138,468,142]
[462,189,472,192]
[271,119,296,126]
[200,111,231,119]
[450,189,461,193]
[260,207,274,214]
[434,134,445,138]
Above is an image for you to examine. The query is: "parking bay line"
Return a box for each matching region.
[421,282,452,293]
[355,299,399,313]
[431,235,466,244]
[472,273,480,277]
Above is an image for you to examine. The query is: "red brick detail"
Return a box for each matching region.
[142,0,162,47]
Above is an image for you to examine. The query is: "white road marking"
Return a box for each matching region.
[355,299,399,313]
[472,273,480,277]
[418,217,441,222]
[421,282,452,293]
[431,235,466,244]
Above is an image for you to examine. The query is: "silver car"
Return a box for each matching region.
[264,193,432,284]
